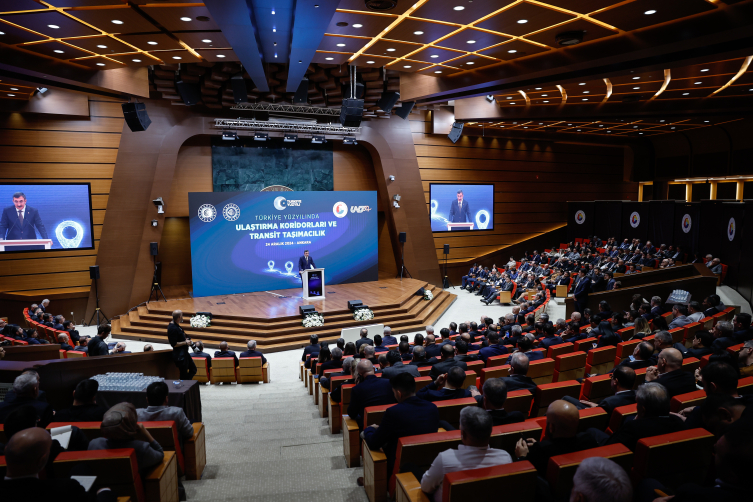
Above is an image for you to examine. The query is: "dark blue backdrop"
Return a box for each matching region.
[0,184,94,251]
[429,184,494,232]
[188,191,378,297]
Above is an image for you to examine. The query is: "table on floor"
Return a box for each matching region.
[96,379,202,422]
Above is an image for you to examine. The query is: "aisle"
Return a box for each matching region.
[182,350,368,502]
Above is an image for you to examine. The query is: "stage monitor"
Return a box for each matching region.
[0,183,95,253]
[188,191,378,297]
[429,183,494,232]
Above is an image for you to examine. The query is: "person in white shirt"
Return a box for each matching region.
[420,406,512,501]
[686,301,705,323]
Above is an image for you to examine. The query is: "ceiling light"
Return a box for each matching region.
[367,60,375,64]
[695,81,702,84]
[583,91,589,93]
[0,31,4,35]
[254,132,269,141]
[337,43,346,47]
[325,57,334,60]
[284,133,298,143]
[148,41,158,45]
[671,126,676,129]
[414,31,424,35]
[517,19,528,24]
[683,92,689,95]
[599,124,603,127]
[543,100,549,103]
[10,87,17,90]
[644,10,657,15]
[434,70,442,73]
[582,98,588,101]
[633,87,640,89]
[404,65,411,68]
[639,132,643,134]
[48,24,59,29]
[508,49,517,53]
[96,63,105,66]
[633,77,640,80]
[387,48,396,52]
[607,131,611,133]
[466,61,474,65]
[579,82,585,85]
[700,68,709,72]
[54,49,64,53]
[542,94,548,96]
[7,94,15,97]
[568,123,572,125]
[111,19,123,24]
[704,120,710,123]
[535,87,542,90]
[353,24,363,28]
[453,6,465,10]
[507,97,512,99]
[97,44,107,49]
[132,58,141,62]
[577,129,581,131]
[273,28,276,32]
[660,120,665,122]
[201,39,212,43]
[217,54,226,58]
[523,127,528,128]
[312,135,326,144]
[180,17,192,21]
[510,102,515,104]
[555,30,585,46]
[172,56,182,59]
[467,40,476,44]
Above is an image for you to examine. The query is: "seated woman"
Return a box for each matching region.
[629,316,653,340]
[88,403,164,477]
[343,342,357,357]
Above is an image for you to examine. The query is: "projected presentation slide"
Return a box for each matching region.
[430,183,494,232]
[189,191,378,297]
[0,183,95,253]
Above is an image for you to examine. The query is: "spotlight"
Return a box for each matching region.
[222,131,238,140]
[254,132,269,141]
[312,135,326,144]
[284,133,298,143]
[388,175,395,181]
[555,30,585,46]
[393,194,401,201]
[365,0,397,10]
[152,197,165,214]
[151,219,158,227]
[343,136,358,145]
[35,87,49,95]
[485,95,494,102]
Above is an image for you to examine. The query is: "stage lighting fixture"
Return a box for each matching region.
[312,135,326,144]
[152,197,165,214]
[300,305,316,315]
[284,133,298,143]
[254,132,269,141]
[151,219,158,227]
[222,131,238,140]
[389,175,395,181]
[343,136,358,145]
[485,95,494,102]
[35,87,49,95]
[556,30,585,46]
[393,194,401,201]
[365,0,397,10]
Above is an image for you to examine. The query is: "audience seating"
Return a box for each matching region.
[504,390,534,416]
[211,357,237,384]
[528,358,555,385]
[553,352,587,382]
[547,342,574,359]
[546,444,633,499]
[614,340,641,366]
[584,346,617,375]
[573,337,597,351]
[631,428,715,489]
[237,357,269,384]
[682,322,702,347]
[192,357,210,383]
[670,390,705,413]
[478,365,509,389]
[617,326,635,341]
[531,380,582,417]
[606,404,637,434]
[580,374,613,402]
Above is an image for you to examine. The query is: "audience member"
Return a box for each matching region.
[112,342,130,354]
[87,324,111,357]
[570,366,636,417]
[239,339,267,364]
[348,360,397,429]
[470,378,526,426]
[214,341,238,367]
[668,304,691,329]
[430,344,468,379]
[504,335,544,363]
[382,326,397,346]
[686,301,704,323]
[301,334,320,362]
[408,345,437,367]
[502,353,537,391]
[56,333,74,351]
[136,381,193,446]
[381,350,421,380]
[143,344,153,352]
[681,330,713,359]
[0,373,54,427]
[73,335,89,353]
[54,379,107,422]
[62,321,80,343]
[191,340,212,367]
[570,457,632,502]
[417,367,471,402]
[645,348,697,397]
[478,331,508,363]
[355,328,373,350]
[731,312,753,342]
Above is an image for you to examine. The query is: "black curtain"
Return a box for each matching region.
[649,200,675,246]
[699,200,725,259]
[593,201,623,240]
[719,203,745,289]
[621,202,649,242]
[567,201,595,242]
[737,201,753,304]
[673,202,701,254]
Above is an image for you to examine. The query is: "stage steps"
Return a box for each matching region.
[112,283,457,353]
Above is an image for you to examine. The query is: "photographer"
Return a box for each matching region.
[167,310,197,380]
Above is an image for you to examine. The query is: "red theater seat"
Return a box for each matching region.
[546,444,633,499]
[632,428,715,488]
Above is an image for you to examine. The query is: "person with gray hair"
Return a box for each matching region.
[425,325,435,339]
[570,457,632,502]
[408,345,437,367]
[740,339,753,377]
[240,339,267,364]
[382,326,397,346]
[501,352,537,392]
[0,372,55,427]
[57,333,74,351]
[420,406,512,502]
[356,328,373,350]
[363,344,377,362]
[112,342,130,354]
[711,320,737,351]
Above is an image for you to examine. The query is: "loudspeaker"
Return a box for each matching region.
[300,305,317,315]
[231,75,248,104]
[293,78,309,104]
[448,121,464,143]
[150,242,158,256]
[377,91,400,113]
[89,265,100,280]
[341,82,364,99]
[443,244,450,255]
[347,300,363,311]
[154,261,162,284]
[395,101,415,120]
[399,232,406,243]
[340,98,364,127]
[175,78,201,106]
[121,102,151,132]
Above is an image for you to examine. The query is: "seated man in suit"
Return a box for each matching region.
[191,340,212,368]
[514,400,599,475]
[61,321,79,344]
[648,331,686,365]
[453,339,478,363]
[420,406,512,502]
[539,324,565,350]
[0,373,54,427]
[505,335,544,364]
[645,348,697,397]
[613,341,654,372]
[417,366,472,403]
[52,315,65,331]
[686,301,705,323]
[677,361,743,430]
[478,331,508,363]
[214,341,238,367]
[361,373,439,485]
[136,381,194,447]
[362,345,379,366]
[301,334,320,363]
[57,333,74,351]
[502,352,537,392]
[424,334,443,358]
[71,335,89,353]
[680,330,714,359]
[239,339,267,364]
[372,334,389,353]
[382,326,398,346]
[469,377,526,426]
[731,312,753,343]
[381,350,421,380]
[430,344,468,379]
[668,304,692,329]
[408,345,437,367]
[711,321,737,352]
[111,342,130,354]
[566,366,637,418]
[54,379,108,422]
[702,294,722,318]
[571,458,632,502]
[398,341,413,362]
[348,360,397,429]
[355,328,373,350]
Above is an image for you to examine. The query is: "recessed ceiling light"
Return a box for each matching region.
[217,54,226,58]
[414,31,424,35]
[172,56,182,59]
[180,17,191,21]
[568,123,572,125]
[539,123,543,125]
[0,31,4,35]
[660,120,665,122]
[430,55,439,58]
[535,87,542,90]
[517,19,528,24]
[48,24,59,29]
[577,129,581,131]
[582,98,588,101]
[10,87,17,90]
[111,20,123,25]
[700,68,709,72]
[671,126,676,129]
[325,57,334,60]
[367,60,375,64]
[583,91,589,94]
[683,92,689,95]
[96,63,105,66]
[510,102,515,104]
[579,82,585,85]
[542,94,548,96]
[633,126,638,128]
[695,81,702,84]
[633,87,640,89]
[523,127,528,128]
[434,70,442,73]
[387,48,396,52]
[507,97,512,99]
[508,49,517,53]
[201,39,211,43]
[337,43,346,47]
[607,131,611,133]
[453,6,465,10]
[8,94,15,97]
[132,59,141,62]
[404,65,411,68]
[467,40,476,44]
[599,124,603,127]
[353,24,363,28]
[543,100,549,103]
[273,28,276,32]
[97,44,107,49]
[54,49,64,53]
[639,132,643,134]
[633,77,640,80]
[644,10,657,15]
[704,120,710,123]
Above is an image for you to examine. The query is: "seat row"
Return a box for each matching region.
[191,356,270,385]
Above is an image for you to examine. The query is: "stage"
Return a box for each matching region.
[112,278,456,353]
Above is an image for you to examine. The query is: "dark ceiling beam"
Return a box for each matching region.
[203,0,269,92]
[400,3,753,104]
[286,0,340,92]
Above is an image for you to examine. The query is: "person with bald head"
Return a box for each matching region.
[347,359,396,429]
[645,347,697,397]
[514,400,599,474]
[214,341,238,367]
[167,310,196,380]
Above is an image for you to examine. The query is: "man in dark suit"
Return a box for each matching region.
[613,341,654,372]
[447,189,471,223]
[731,313,753,343]
[681,331,714,359]
[0,373,54,427]
[572,268,591,314]
[711,321,737,352]
[645,348,697,397]
[214,341,238,367]
[505,336,544,364]
[568,366,636,418]
[381,351,421,380]
[55,379,107,422]
[417,367,472,403]
[461,264,479,289]
[57,333,74,351]
[407,345,437,367]
[362,373,439,482]
[453,340,478,363]
[355,328,373,350]
[539,325,565,351]
[424,334,443,358]
[239,339,267,364]
[348,360,397,429]
[478,332,508,363]
[702,294,722,318]
[470,377,526,426]
[191,341,213,368]
[298,249,316,274]
[0,191,48,242]
[382,327,398,347]
[501,352,537,392]
[430,344,468,379]
[301,334,320,362]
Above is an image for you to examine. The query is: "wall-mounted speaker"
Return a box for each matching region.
[448,121,464,144]
[231,75,248,104]
[341,82,364,99]
[121,102,151,132]
[399,232,407,243]
[377,91,400,113]
[443,244,450,255]
[340,98,364,127]
[395,101,415,120]
[89,265,100,280]
[293,78,309,104]
[175,77,201,106]
[150,242,159,256]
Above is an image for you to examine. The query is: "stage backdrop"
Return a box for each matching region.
[567,202,594,242]
[620,201,649,242]
[188,191,378,297]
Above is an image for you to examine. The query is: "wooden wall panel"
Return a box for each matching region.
[0,97,124,297]
[411,111,637,263]
[164,137,212,218]
[159,217,192,288]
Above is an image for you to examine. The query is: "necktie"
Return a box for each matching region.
[18,210,23,226]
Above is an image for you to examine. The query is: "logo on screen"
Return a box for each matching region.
[198,204,217,222]
[728,217,736,241]
[682,214,692,233]
[351,206,371,213]
[333,202,348,218]
[575,210,586,224]
[55,220,84,248]
[223,203,240,221]
[630,211,640,228]
[273,196,300,210]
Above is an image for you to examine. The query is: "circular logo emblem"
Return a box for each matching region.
[575,210,585,224]
[273,196,287,211]
[629,211,640,228]
[223,203,240,221]
[728,217,736,241]
[198,204,217,222]
[681,214,692,233]
[333,201,348,218]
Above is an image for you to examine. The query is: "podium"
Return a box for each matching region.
[302,268,325,300]
[447,222,474,231]
[0,239,53,252]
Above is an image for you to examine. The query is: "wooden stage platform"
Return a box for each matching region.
[112,278,456,353]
